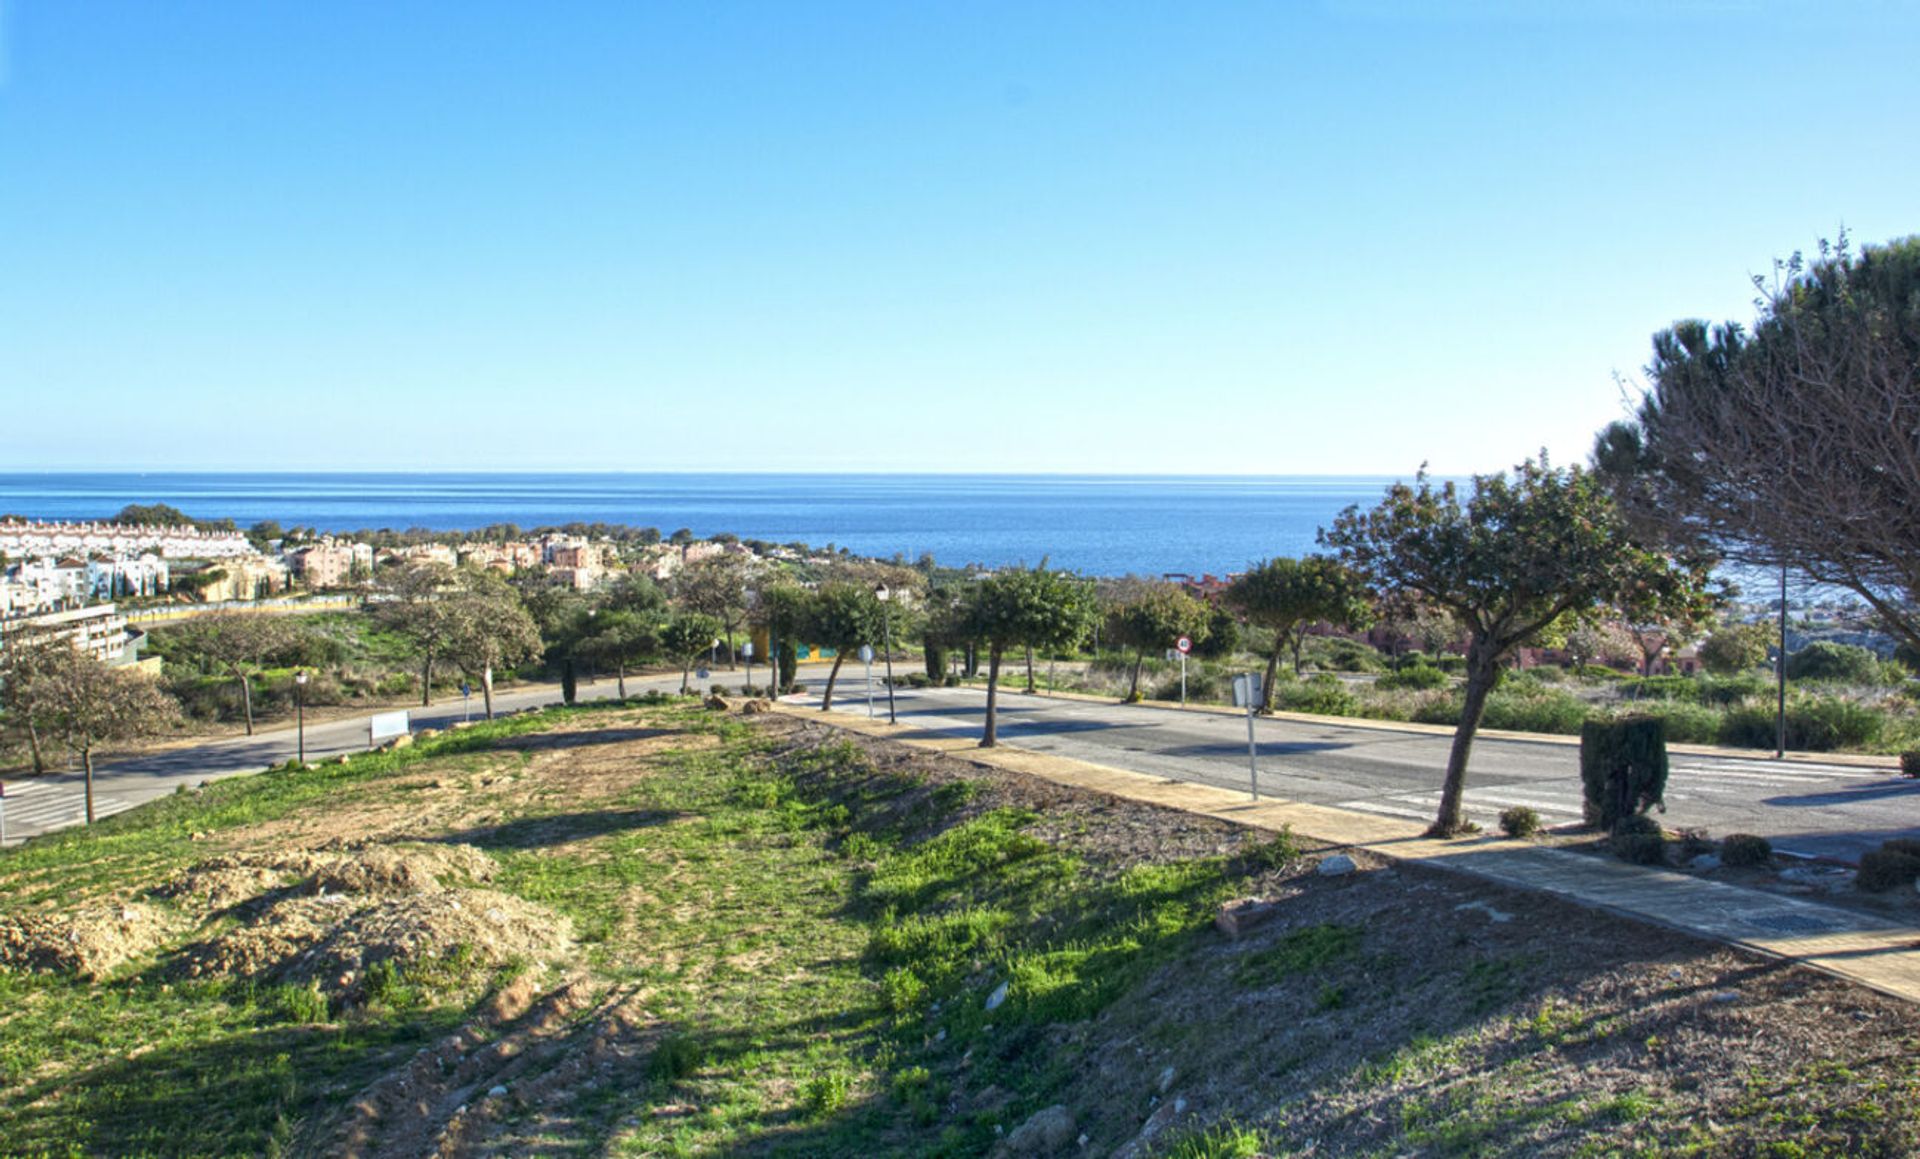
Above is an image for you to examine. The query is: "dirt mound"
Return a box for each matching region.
[178,888,571,996]
[157,844,498,914]
[0,903,182,979]
[308,844,497,896]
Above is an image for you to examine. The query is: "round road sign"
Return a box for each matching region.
[1175,636,1192,655]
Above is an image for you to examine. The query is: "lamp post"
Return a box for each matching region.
[295,670,309,766]
[875,583,897,724]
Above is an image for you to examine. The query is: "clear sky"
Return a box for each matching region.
[3,1,1914,475]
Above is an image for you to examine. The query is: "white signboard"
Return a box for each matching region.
[858,645,875,664]
[369,709,411,745]
[1232,673,1263,708]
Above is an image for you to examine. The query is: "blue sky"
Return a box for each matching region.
[3,1,1915,474]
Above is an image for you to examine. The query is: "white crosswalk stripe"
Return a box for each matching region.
[1,782,134,831]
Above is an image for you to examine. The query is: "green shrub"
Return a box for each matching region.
[1720,833,1773,867]
[649,1033,706,1082]
[1377,663,1449,691]
[801,1071,851,1118]
[1635,701,1723,745]
[1275,674,1359,717]
[1610,815,1667,865]
[1855,848,1920,892]
[1410,694,1462,726]
[1785,641,1883,684]
[1499,806,1542,839]
[1719,696,1882,752]
[1481,687,1590,735]
[1305,636,1385,673]
[1903,751,1920,778]
[1581,717,1668,829]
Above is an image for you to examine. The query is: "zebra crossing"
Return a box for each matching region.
[0,778,135,843]
[1333,756,1879,830]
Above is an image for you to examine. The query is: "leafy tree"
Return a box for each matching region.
[166,612,298,735]
[962,568,1097,746]
[802,583,883,711]
[662,613,724,694]
[1785,640,1882,684]
[113,502,196,527]
[441,580,543,719]
[28,645,180,822]
[753,581,811,693]
[375,563,465,706]
[1101,581,1212,700]
[1595,234,1920,652]
[1225,556,1372,711]
[672,554,755,667]
[1563,620,1638,671]
[580,610,660,699]
[1698,622,1771,674]
[1321,458,1711,836]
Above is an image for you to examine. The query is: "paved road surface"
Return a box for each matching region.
[6,670,1917,863]
[803,682,1920,863]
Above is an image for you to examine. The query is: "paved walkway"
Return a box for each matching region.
[779,704,1920,1006]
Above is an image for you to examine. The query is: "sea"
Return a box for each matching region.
[0,473,1409,579]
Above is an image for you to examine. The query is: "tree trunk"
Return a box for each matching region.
[821,653,847,711]
[1261,642,1283,713]
[238,670,255,736]
[1431,643,1500,837]
[681,659,692,694]
[982,643,1004,747]
[421,655,434,707]
[1289,628,1307,676]
[616,662,628,700]
[1025,645,1036,694]
[82,745,95,825]
[26,720,45,775]
[482,665,496,720]
[1129,648,1145,699]
[726,628,737,670]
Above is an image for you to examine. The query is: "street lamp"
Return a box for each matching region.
[875,583,897,724]
[295,670,309,766]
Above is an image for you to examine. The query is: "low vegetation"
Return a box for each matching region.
[4,703,1919,1156]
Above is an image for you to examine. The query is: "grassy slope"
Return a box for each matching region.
[1,702,1917,1157]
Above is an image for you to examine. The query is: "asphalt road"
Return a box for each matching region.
[802,680,1920,864]
[5,667,1918,863]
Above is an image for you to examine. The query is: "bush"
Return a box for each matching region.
[1275,674,1359,717]
[1376,663,1449,691]
[1902,751,1920,778]
[1635,701,1723,745]
[1883,837,1920,859]
[1718,696,1882,752]
[1304,636,1385,673]
[1480,687,1590,735]
[1786,641,1883,684]
[1720,833,1773,867]
[1610,814,1667,865]
[1856,847,1920,892]
[1581,717,1668,829]
[1498,806,1542,839]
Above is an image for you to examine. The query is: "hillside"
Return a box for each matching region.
[2,700,1916,1157]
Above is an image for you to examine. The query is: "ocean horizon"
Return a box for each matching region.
[0,471,1414,578]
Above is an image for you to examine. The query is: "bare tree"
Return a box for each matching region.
[32,647,180,823]
[376,563,463,706]
[1596,234,1920,649]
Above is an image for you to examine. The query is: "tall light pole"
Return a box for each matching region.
[875,583,897,724]
[295,669,309,766]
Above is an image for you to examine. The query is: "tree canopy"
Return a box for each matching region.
[962,567,1097,746]
[1595,234,1920,650]
[1321,458,1711,835]
[1225,555,1372,711]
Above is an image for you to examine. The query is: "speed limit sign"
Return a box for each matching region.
[1175,636,1192,655]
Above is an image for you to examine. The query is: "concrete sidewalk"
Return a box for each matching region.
[779,703,1920,1006]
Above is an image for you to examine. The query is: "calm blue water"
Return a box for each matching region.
[0,473,1405,578]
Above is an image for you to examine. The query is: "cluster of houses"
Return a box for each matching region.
[0,516,777,667]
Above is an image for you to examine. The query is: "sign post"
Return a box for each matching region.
[1175,635,1192,706]
[859,644,876,718]
[1232,673,1263,799]
[461,682,472,723]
